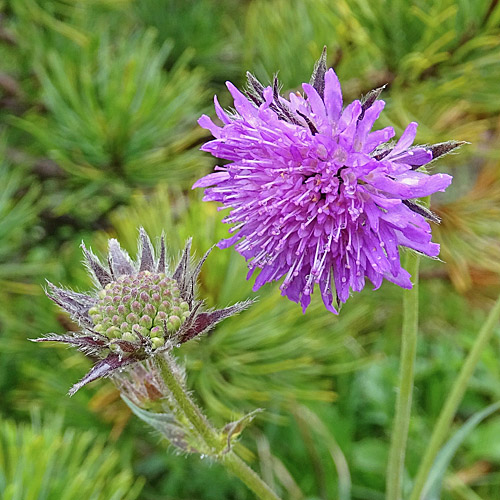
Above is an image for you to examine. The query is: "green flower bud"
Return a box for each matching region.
[126,312,139,324]
[91,313,103,323]
[89,306,100,316]
[151,337,165,349]
[150,326,163,338]
[106,326,121,338]
[167,315,182,332]
[144,303,156,316]
[94,323,105,333]
[139,315,152,328]
[122,331,139,342]
[158,301,171,313]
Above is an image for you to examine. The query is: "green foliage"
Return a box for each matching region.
[13,29,209,186]
[134,0,243,81]
[1,0,500,499]
[422,402,500,500]
[0,414,144,500]
[0,141,38,265]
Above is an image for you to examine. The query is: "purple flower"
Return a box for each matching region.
[193,48,460,313]
[33,229,252,395]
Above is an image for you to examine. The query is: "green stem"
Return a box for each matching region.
[409,293,500,500]
[155,352,220,451]
[154,353,282,500]
[223,452,282,500]
[386,251,420,500]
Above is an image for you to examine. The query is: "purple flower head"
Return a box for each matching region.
[193,48,461,313]
[33,228,252,395]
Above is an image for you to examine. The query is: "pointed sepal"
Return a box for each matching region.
[81,243,113,287]
[428,140,468,160]
[139,227,155,272]
[30,333,107,354]
[45,281,96,326]
[309,46,328,99]
[360,84,386,119]
[68,353,136,396]
[402,199,441,224]
[178,299,254,343]
[108,239,135,276]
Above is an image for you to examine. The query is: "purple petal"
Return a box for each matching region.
[396,231,440,257]
[324,69,342,122]
[192,172,230,189]
[364,127,395,153]
[387,122,418,157]
[302,83,327,128]
[319,270,338,313]
[214,95,231,124]
[226,81,258,118]
[394,147,433,167]
[384,267,413,289]
[356,100,385,145]
[198,115,222,137]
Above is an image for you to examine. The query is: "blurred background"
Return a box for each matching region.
[1,1,500,499]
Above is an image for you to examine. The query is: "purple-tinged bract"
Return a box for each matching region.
[33,228,252,395]
[194,49,459,313]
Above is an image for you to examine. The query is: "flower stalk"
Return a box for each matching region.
[409,292,500,500]
[386,250,420,500]
[154,353,282,500]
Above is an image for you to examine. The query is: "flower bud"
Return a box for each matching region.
[106,326,121,338]
[151,337,165,349]
[139,315,152,328]
[167,315,182,332]
[150,326,162,338]
[122,332,139,342]
[126,313,139,324]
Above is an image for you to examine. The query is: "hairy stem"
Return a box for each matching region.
[409,293,500,500]
[386,251,420,500]
[223,452,283,500]
[154,353,282,500]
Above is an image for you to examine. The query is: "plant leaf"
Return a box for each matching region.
[222,409,263,453]
[121,394,201,453]
[421,401,500,500]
